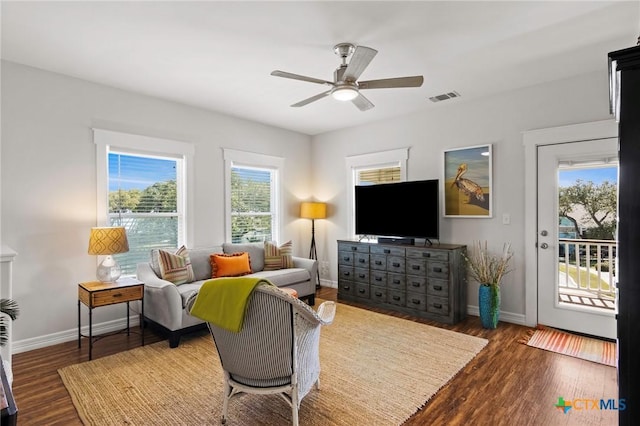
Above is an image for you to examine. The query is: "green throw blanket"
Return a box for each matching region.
[189,277,273,333]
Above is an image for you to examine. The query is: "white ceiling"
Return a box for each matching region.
[2,1,639,136]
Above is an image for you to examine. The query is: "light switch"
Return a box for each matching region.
[502,213,511,225]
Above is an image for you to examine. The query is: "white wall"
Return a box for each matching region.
[311,70,614,323]
[0,58,617,350]
[0,61,312,351]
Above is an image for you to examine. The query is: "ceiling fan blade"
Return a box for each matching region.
[351,92,375,111]
[271,70,333,86]
[291,91,332,107]
[344,46,378,81]
[358,76,424,89]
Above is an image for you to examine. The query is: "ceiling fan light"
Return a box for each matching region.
[332,86,359,101]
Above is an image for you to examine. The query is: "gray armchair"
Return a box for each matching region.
[187,283,336,425]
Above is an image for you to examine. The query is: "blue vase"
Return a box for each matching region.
[478,285,500,329]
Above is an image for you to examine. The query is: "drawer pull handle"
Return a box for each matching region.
[375,292,383,297]
[411,299,421,304]
[358,274,366,279]
[433,303,442,309]
[113,293,122,297]
[411,282,420,287]
[384,249,390,254]
[343,256,350,261]
[412,265,420,270]
[393,296,401,301]
[375,260,382,265]
[392,262,400,267]
[393,279,400,284]
[343,286,350,291]
[433,285,443,291]
[359,258,365,263]
[344,271,350,276]
[424,253,431,257]
[433,267,442,273]
[358,289,366,294]
[351,246,358,251]
[375,277,382,282]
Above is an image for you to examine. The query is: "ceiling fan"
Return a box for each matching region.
[271,43,424,111]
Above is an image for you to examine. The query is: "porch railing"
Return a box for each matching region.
[558,238,617,301]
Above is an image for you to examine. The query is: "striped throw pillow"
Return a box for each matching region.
[264,241,293,271]
[158,246,195,285]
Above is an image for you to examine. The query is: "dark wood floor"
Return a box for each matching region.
[11,287,618,425]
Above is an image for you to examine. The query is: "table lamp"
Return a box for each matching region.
[300,202,327,287]
[88,226,129,283]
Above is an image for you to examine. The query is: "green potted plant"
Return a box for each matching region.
[463,241,513,329]
[1,298,19,346]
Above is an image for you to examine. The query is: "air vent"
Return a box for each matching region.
[429,91,461,103]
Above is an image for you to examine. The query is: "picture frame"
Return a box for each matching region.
[443,144,492,218]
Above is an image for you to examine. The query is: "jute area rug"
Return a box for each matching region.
[59,302,488,425]
[520,325,616,367]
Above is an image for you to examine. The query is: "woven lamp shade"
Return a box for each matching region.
[88,227,129,255]
[300,202,327,220]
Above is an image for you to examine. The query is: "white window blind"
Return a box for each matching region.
[357,166,401,185]
[230,166,275,243]
[109,151,184,275]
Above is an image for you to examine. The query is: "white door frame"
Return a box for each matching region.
[522,119,617,327]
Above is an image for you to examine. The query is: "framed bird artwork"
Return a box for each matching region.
[443,144,492,218]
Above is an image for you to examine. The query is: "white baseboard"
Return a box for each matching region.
[319,279,337,289]
[12,315,141,354]
[467,305,526,326]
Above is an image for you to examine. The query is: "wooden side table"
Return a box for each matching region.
[78,277,144,360]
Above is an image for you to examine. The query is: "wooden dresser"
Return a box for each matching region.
[337,240,467,324]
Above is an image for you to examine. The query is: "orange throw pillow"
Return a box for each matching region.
[210,252,252,278]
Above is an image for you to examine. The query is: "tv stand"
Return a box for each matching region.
[337,240,467,325]
[378,237,414,245]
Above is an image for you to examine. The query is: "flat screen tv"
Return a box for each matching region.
[355,179,439,243]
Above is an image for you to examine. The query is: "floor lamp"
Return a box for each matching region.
[300,202,327,289]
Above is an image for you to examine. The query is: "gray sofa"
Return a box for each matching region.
[135,242,317,347]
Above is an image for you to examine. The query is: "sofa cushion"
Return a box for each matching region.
[210,252,252,278]
[264,241,294,271]
[187,246,222,281]
[176,282,203,308]
[250,268,310,287]
[222,242,265,272]
[157,246,195,285]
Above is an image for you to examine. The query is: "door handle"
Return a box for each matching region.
[540,243,549,249]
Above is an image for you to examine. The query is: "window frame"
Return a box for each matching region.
[94,129,195,275]
[345,148,409,238]
[223,148,284,244]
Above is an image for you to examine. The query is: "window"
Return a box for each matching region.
[109,152,183,275]
[224,149,284,244]
[346,148,408,237]
[230,166,275,243]
[356,166,401,185]
[94,129,193,277]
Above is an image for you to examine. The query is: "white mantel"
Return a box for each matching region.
[1,245,18,367]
